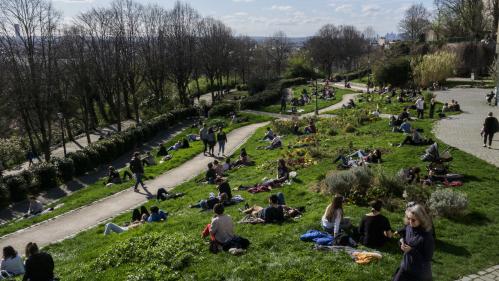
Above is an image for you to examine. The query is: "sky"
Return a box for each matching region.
[52,0,435,37]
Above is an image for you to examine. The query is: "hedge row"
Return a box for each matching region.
[333,68,370,81]
[240,78,308,110]
[0,108,197,208]
[208,103,239,118]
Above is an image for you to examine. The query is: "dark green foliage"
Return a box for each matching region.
[2,175,27,202]
[53,157,75,182]
[236,84,248,91]
[208,103,238,118]
[241,78,308,109]
[333,68,370,81]
[0,182,9,208]
[68,151,92,177]
[31,162,58,191]
[373,57,411,87]
[247,76,269,94]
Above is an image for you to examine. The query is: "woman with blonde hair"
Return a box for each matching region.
[321,196,345,237]
[392,204,434,281]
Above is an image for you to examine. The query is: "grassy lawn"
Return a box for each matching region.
[258,84,355,114]
[0,113,273,238]
[38,111,499,281]
[443,79,495,89]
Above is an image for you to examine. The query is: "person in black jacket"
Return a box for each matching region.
[392,204,434,281]
[130,152,146,191]
[482,112,499,148]
[359,200,393,248]
[22,242,54,281]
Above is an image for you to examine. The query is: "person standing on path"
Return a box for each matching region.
[415,96,425,119]
[217,128,227,156]
[429,98,436,119]
[130,152,146,191]
[200,124,209,155]
[207,127,216,156]
[482,112,499,148]
[280,92,287,113]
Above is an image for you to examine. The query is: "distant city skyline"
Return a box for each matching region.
[52,0,435,37]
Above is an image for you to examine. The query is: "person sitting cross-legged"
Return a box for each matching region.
[241,194,285,224]
[0,246,24,279]
[263,127,275,141]
[359,200,393,248]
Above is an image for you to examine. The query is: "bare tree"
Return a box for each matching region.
[264,31,291,78]
[0,0,62,160]
[399,3,431,41]
[306,24,340,78]
[165,1,200,106]
[435,0,487,39]
[233,36,256,84]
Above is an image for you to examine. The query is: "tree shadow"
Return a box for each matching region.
[435,239,471,257]
[449,211,492,226]
[462,174,482,182]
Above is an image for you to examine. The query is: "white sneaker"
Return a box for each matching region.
[483,144,487,147]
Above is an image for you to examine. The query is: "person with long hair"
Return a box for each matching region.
[23,242,54,281]
[393,204,434,281]
[0,246,24,279]
[321,196,345,237]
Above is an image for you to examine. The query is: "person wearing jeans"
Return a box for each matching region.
[217,129,227,156]
[129,152,145,191]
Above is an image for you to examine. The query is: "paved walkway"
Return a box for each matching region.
[432,88,499,281]
[0,121,191,224]
[0,122,268,251]
[4,120,136,177]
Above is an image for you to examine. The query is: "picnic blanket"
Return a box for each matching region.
[314,245,382,265]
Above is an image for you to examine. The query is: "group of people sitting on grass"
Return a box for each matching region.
[103,205,168,235]
[442,99,461,112]
[0,243,54,280]
[319,195,434,281]
[292,120,318,135]
[259,127,282,150]
[199,123,228,157]
[333,149,382,169]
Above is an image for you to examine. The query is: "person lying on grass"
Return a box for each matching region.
[333,149,382,169]
[156,188,185,201]
[358,200,393,249]
[167,140,183,152]
[103,209,148,235]
[190,193,230,211]
[398,129,433,147]
[241,194,285,224]
[23,197,53,218]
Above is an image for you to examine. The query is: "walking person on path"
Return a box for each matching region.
[482,112,499,148]
[415,96,425,119]
[207,127,216,156]
[280,92,287,113]
[217,128,227,156]
[429,98,436,119]
[130,152,146,191]
[200,124,209,155]
[26,150,35,167]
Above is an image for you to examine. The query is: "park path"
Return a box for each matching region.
[0,121,192,224]
[4,120,136,177]
[242,92,361,120]
[0,122,268,252]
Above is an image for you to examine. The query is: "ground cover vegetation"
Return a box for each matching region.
[33,110,499,281]
[0,113,273,237]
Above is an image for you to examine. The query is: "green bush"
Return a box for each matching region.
[68,151,92,176]
[53,157,75,182]
[247,77,269,94]
[323,166,374,203]
[241,78,308,110]
[31,162,58,191]
[375,170,405,198]
[373,57,411,87]
[236,84,248,91]
[3,175,27,202]
[403,184,431,205]
[0,136,26,168]
[429,188,468,218]
[208,103,238,118]
[0,183,9,208]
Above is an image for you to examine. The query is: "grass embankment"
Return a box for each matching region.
[258,84,354,114]
[41,112,499,281]
[0,113,272,238]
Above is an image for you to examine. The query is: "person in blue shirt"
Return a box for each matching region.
[399,119,412,134]
[147,206,167,222]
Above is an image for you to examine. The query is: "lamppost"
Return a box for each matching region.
[57,112,67,157]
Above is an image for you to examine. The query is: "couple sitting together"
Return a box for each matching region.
[333,149,382,169]
[103,205,168,235]
[239,193,303,224]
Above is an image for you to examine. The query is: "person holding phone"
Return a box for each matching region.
[392,204,434,281]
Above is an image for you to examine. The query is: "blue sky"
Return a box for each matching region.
[52,0,435,37]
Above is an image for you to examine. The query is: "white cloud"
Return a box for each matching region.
[53,0,96,3]
[270,5,293,11]
[232,0,254,2]
[234,12,248,16]
[361,4,381,16]
[335,4,352,13]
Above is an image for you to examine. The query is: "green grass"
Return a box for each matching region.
[0,113,273,238]
[351,75,370,85]
[258,84,354,114]
[443,79,495,89]
[38,111,499,281]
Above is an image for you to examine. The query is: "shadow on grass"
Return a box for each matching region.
[435,239,471,257]
[449,211,492,226]
[462,174,482,182]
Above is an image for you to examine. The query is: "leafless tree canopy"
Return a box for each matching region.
[399,3,431,41]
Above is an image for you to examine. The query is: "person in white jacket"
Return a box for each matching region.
[415,96,425,119]
[321,196,345,237]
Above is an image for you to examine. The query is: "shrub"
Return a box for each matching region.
[31,162,58,191]
[429,189,468,218]
[0,183,9,208]
[208,103,238,118]
[376,170,405,198]
[0,136,26,168]
[373,57,411,87]
[323,166,374,203]
[247,77,268,94]
[403,184,431,205]
[68,151,92,176]
[3,175,27,202]
[236,84,248,91]
[327,128,339,136]
[53,157,75,182]
[241,78,307,109]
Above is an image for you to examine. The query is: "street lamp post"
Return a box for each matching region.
[57,112,67,157]
[315,79,319,115]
